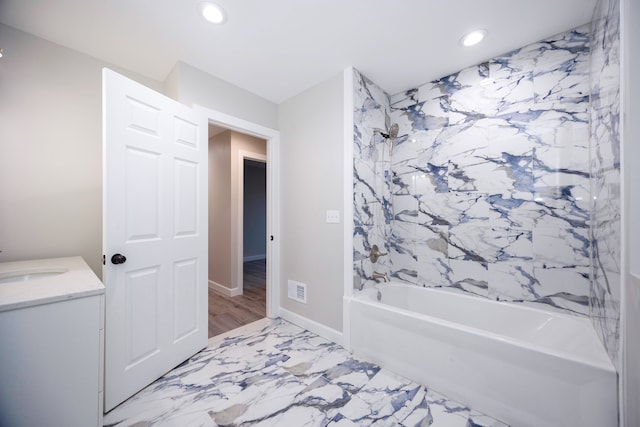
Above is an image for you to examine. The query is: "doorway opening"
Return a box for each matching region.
[207,124,268,337]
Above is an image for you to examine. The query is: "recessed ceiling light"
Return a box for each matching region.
[460,29,487,47]
[201,2,226,24]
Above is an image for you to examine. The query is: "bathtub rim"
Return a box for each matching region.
[351,282,615,374]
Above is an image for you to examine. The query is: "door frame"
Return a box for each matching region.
[196,106,281,318]
[237,151,268,296]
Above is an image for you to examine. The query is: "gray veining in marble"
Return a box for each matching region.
[589,0,621,370]
[353,25,595,316]
[104,318,508,426]
[353,8,621,369]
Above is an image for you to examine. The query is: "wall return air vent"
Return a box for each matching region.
[287,280,307,304]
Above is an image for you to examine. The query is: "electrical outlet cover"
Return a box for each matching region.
[326,210,340,223]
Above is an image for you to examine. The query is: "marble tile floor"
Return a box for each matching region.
[104,318,509,427]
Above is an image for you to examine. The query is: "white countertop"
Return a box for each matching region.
[0,256,105,312]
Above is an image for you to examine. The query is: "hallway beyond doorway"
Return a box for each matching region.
[208,259,266,337]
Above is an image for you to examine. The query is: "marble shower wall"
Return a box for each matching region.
[589,0,621,368]
[353,71,394,290]
[354,25,594,315]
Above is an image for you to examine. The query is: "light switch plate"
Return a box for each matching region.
[326,210,340,223]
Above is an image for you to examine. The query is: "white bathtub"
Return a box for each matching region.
[349,283,617,427]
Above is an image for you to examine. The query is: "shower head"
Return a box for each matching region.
[377,123,399,140]
[388,123,399,139]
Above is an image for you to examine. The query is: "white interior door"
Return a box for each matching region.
[102,68,208,411]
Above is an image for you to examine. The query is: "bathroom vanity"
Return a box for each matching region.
[0,257,105,427]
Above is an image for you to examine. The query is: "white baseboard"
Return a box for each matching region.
[208,280,242,297]
[279,308,344,346]
[243,254,267,262]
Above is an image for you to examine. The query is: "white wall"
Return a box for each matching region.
[165,62,278,130]
[208,132,232,288]
[622,0,640,424]
[278,72,345,333]
[0,24,161,275]
[0,24,280,279]
[1,22,346,337]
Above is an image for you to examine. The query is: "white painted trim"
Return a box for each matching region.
[208,280,242,297]
[237,150,268,297]
[342,66,355,350]
[279,308,344,346]
[620,3,628,426]
[243,254,267,262]
[195,105,281,320]
[342,296,352,351]
[620,1,640,425]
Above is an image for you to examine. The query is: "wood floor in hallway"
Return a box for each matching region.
[208,259,266,338]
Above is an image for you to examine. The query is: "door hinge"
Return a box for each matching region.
[102,254,106,265]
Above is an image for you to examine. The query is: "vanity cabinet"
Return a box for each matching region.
[0,257,105,427]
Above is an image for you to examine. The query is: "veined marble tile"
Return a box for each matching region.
[414,81,447,105]
[452,152,534,196]
[419,95,450,125]
[104,319,509,427]
[354,224,373,260]
[353,21,601,323]
[393,194,419,221]
[395,137,440,183]
[486,195,539,229]
[387,228,419,286]
[531,116,590,219]
[531,188,590,230]
[523,106,589,152]
[534,144,589,182]
[590,0,621,368]
[392,129,445,173]
[333,369,426,425]
[445,64,494,122]
[445,60,535,124]
[422,389,471,427]
[393,94,450,133]
[532,26,590,104]
[533,267,590,314]
[490,41,540,77]
[487,120,537,159]
[488,262,540,302]
[467,410,511,427]
[445,192,495,226]
[532,171,590,217]
[533,226,589,268]
[591,270,621,365]
[395,167,448,196]
[592,213,621,275]
[447,259,489,297]
[484,71,534,117]
[438,122,490,168]
[414,225,450,288]
[390,87,419,110]
[447,224,494,263]
[448,224,532,264]
[354,73,390,127]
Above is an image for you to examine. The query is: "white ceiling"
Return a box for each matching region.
[0,0,596,104]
